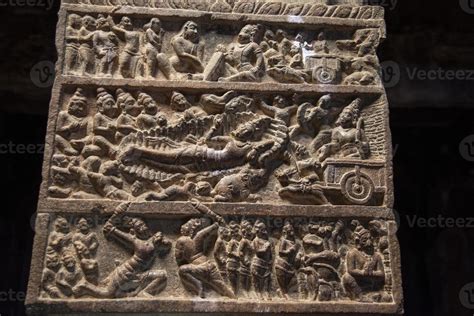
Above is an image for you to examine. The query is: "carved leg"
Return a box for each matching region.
[65,47,79,74]
[156,53,172,79]
[139,270,168,297]
[342,273,362,301]
[206,263,236,298]
[55,135,78,156]
[178,265,204,298]
[119,52,133,78]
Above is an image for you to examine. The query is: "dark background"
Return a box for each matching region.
[1,0,474,315]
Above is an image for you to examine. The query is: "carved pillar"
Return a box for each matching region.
[26,0,403,315]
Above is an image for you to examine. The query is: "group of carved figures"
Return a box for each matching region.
[41,203,393,302]
[49,85,373,204]
[64,13,380,85]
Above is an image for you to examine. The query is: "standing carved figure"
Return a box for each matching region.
[72,218,99,284]
[275,220,300,299]
[226,221,241,296]
[170,21,204,74]
[238,219,254,298]
[93,15,119,77]
[65,14,82,74]
[77,15,96,76]
[143,18,172,79]
[74,203,171,298]
[251,219,273,300]
[113,16,142,78]
[214,226,231,280]
[175,201,235,298]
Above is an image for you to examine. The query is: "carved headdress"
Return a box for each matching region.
[96,88,114,108]
[116,89,137,110]
[69,88,87,105]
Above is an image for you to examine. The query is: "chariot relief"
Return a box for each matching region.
[27,1,402,315]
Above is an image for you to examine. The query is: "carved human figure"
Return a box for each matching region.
[116,89,142,142]
[42,249,63,298]
[238,219,254,298]
[170,21,204,74]
[55,88,89,156]
[312,32,330,54]
[56,250,85,297]
[72,218,99,256]
[74,203,171,298]
[317,98,370,162]
[87,160,131,200]
[93,15,119,77]
[136,92,167,130]
[214,226,231,280]
[275,167,329,205]
[112,16,142,78]
[170,91,207,121]
[47,216,72,254]
[65,14,82,74]
[77,15,96,76]
[275,220,300,299]
[68,156,101,199]
[71,218,99,284]
[251,219,273,300]
[258,95,298,126]
[175,202,235,298]
[143,18,172,79]
[342,226,385,301]
[218,24,265,82]
[226,221,241,295]
[49,158,73,198]
[142,181,212,201]
[83,88,119,158]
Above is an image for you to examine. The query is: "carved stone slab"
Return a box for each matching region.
[26,0,403,315]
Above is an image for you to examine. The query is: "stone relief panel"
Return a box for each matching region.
[63,13,382,86]
[39,203,395,303]
[48,86,387,205]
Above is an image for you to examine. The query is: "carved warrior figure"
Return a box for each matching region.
[226,221,241,295]
[55,88,89,156]
[238,219,254,297]
[93,15,119,77]
[171,21,204,74]
[175,201,235,298]
[251,219,273,300]
[143,18,172,79]
[275,220,299,299]
[74,203,171,298]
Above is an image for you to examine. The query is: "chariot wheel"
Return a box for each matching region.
[340,168,375,205]
[313,67,337,84]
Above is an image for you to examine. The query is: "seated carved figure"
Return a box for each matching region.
[215,24,265,82]
[74,203,171,298]
[136,92,167,130]
[342,226,385,302]
[175,202,235,298]
[55,88,89,156]
[317,98,370,162]
[170,21,204,75]
[116,89,143,142]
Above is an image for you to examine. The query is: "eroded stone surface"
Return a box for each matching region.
[26,0,402,315]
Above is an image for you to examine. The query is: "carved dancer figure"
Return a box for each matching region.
[317,98,370,162]
[55,88,89,156]
[65,14,82,74]
[93,15,119,77]
[136,92,167,130]
[226,221,241,295]
[275,220,300,299]
[251,219,273,300]
[342,226,385,302]
[258,95,298,126]
[112,16,142,78]
[74,203,171,298]
[218,24,265,82]
[170,21,204,74]
[77,15,96,76]
[116,89,142,142]
[175,201,235,298]
[143,18,172,79]
[214,226,231,280]
[56,250,85,297]
[83,88,119,158]
[238,219,254,298]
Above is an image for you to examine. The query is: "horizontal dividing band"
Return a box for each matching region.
[58,75,385,95]
[62,4,386,32]
[38,199,396,219]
